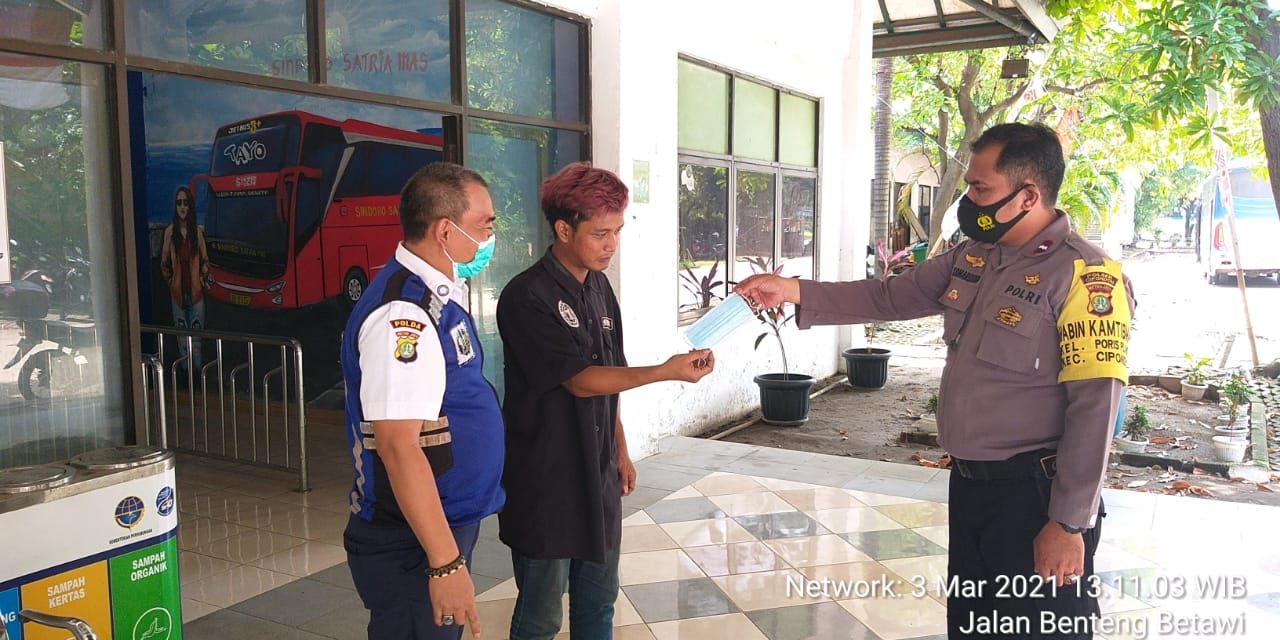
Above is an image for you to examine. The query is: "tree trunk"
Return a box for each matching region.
[872,57,894,275]
[1248,7,1280,224]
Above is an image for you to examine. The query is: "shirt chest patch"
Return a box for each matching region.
[1003,283,1043,306]
[964,253,986,269]
[601,316,613,331]
[558,300,580,328]
[450,321,475,366]
[996,306,1024,328]
[951,267,981,284]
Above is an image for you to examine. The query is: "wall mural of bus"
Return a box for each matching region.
[194,110,444,310]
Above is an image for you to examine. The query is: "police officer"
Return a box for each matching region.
[737,123,1133,639]
[497,163,714,639]
[341,162,503,640]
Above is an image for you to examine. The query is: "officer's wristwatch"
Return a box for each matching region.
[1057,521,1086,535]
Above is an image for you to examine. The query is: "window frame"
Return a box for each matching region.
[0,0,592,441]
[676,56,820,325]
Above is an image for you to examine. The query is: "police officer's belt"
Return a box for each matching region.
[950,449,1057,481]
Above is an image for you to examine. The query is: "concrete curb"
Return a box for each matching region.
[1252,402,1270,472]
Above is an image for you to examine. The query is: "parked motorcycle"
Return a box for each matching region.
[1,279,97,401]
[7,239,94,319]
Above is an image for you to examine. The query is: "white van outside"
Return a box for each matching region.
[1197,164,1280,285]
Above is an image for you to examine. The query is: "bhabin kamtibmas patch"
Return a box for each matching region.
[1057,259,1131,383]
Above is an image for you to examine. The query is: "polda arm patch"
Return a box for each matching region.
[1057,258,1131,383]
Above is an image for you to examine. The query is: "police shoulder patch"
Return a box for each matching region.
[394,330,420,363]
[391,318,425,331]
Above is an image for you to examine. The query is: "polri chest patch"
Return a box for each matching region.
[558,300,580,328]
[450,321,475,366]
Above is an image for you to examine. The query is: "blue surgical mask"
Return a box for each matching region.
[684,293,755,349]
[444,221,496,279]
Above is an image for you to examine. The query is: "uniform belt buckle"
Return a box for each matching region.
[1038,454,1058,479]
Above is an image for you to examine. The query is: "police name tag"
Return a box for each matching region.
[450,321,475,366]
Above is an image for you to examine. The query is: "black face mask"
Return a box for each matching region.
[958,185,1029,244]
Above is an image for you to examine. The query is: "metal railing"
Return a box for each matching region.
[141,325,309,491]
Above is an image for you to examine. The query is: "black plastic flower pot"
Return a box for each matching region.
[843,347,891,389]
[754,373,817,426]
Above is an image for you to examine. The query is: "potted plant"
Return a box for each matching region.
[1115,405,1152,454]
[1212,436,1249,463]
[917,392,939,434]
[843,322,892,389]
[1180,353,1211,401]
[751,272,816,426]
[1219,375,1251,425]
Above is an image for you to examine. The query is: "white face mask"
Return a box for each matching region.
[683,293,755,349]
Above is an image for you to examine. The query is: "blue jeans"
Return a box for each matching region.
[171,296,205,369]
[345,516,482,640]
[508,547,620,640]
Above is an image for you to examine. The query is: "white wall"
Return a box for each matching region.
[533,0,876,456]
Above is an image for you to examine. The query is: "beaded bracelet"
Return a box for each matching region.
[427,555,466,579]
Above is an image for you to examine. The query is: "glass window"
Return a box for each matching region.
[466,0,583,122]
[0,55,125,466]
[677,60,729,154]
[325,0,452,102]
[733,170,775,282]
[126,0,307,77]
[732,79,776,162]
[779,93,817,167]
[677,61,820,319]
[0,0,105,49]
[678,164,728,317]
[466,119,584,394]
[130,71,445,405]
[780,176,815,279]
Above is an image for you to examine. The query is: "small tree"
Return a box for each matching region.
[1124,405,1153,440]
[750,264,796,376]
[1221,375,1252,424]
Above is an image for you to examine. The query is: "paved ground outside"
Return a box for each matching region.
[725,250,1280,506]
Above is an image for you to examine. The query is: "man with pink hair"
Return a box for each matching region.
[497,163,714,639]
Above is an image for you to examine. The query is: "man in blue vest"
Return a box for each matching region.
[341,162,503,640]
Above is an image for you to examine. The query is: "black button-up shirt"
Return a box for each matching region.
[496,248,627,562]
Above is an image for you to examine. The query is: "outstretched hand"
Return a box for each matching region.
[734,275,800,310]
[664,349,715,383]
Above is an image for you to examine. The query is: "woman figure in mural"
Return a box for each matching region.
[159,186,209,369]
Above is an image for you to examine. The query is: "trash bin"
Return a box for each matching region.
[0,446,180,640]
[911,243,928,265]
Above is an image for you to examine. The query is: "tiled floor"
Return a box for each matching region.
[177,436,1280,639]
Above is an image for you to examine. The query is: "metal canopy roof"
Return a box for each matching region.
[873,0,1059,58]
